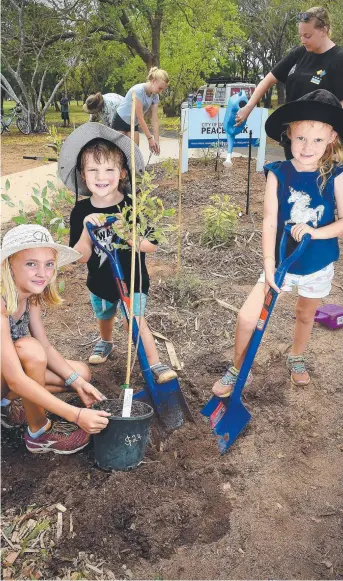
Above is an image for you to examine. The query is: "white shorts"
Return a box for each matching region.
[258,263,334,299]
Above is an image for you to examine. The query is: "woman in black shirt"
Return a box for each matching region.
[235,6,343,158]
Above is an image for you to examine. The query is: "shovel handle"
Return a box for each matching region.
[275,225,311,288]
[229,226,311,399]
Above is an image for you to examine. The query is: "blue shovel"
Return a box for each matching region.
[201,224,311,454]
[86,217,194,434]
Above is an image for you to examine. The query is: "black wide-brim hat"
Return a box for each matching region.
[265,89,343,143]
[58,122,145,197]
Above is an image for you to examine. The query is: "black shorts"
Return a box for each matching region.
[112,113,138,132]
[61,111,69,120]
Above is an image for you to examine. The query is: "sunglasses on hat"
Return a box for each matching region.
[296,12,326,27]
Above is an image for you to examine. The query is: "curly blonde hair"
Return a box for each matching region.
[1,251,62,316]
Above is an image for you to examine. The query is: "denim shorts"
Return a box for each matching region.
[90,292,147,320]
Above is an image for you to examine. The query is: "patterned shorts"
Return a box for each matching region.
[258,263,334,299]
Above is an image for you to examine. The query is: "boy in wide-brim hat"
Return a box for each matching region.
[59,123,177,383]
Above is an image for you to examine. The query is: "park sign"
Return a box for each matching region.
[181,106,268,173]
[187,107,262,148]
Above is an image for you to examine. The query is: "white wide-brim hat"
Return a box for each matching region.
[58,122,145,197]
[1,224,81,268]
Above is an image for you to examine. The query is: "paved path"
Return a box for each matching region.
[1,135,284,222]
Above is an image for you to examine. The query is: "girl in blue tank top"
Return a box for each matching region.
[212,89,343,394]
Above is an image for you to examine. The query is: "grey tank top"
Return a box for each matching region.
[5,299,30,342]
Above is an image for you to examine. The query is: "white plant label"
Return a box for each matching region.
[122,388,133,417]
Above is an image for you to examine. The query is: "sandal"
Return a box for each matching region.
[286,355,311,386]
[212,366,253,398]
[150,363,177,384]
[89,340,114,364]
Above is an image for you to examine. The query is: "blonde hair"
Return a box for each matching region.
[147,67,169,84]
[287,121,343,193]
[1,251,62,316]
[305,6,331,34]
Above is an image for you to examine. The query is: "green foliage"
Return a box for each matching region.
[99,171,175,250]
[160,158,178,179]
[48,125,64,155]
[167,269,202,306]
[196,145,220,166]
[161,3,242,112]
[201,194,242,247]
[1,181,73,241]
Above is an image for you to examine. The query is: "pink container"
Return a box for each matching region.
[314,304,343,330]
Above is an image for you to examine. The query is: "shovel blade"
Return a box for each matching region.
[134,378,194,434]
[201,395,251,454]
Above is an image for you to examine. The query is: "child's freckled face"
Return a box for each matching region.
[289,121,336,170]
[82,153,124,200]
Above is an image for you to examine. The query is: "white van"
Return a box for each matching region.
[186,79,256,107]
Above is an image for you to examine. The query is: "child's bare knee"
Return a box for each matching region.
[15,337,47,368]
[79,362,91,382]
[295,303,315,325]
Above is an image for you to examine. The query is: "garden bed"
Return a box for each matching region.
[2,159,343,580]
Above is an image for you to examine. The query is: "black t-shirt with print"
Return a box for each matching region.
[271,45,343,103]
[69,197,156,302]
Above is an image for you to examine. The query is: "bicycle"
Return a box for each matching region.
[1,105,31,135]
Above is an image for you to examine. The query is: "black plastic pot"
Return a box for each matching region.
[93,400,154,471]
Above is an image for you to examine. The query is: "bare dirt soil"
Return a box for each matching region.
[1,133,56,175]
[1,159,343,581]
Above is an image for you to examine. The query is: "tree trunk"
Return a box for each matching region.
[276,81,286,105]
[262,88,272,108]
[163,102,178,117]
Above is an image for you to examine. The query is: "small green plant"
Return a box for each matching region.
[196,142,221,166]
[1,179,73,241]
[48,124,64,155]
[201,194,242,247]
[101,170,175,250]
[167,269,202,306]
[160,157,178,179]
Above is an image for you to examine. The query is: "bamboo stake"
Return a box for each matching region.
[122,91,137,417]
[176,126,183,276]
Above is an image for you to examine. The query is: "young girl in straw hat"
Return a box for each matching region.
[212,89,343,395]
[1,224,110,454]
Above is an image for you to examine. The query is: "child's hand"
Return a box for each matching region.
[265,268,280,293]
[291,223,314,242]
[76,408,110,434]
[83,214,108,229]
[75,380,107,408]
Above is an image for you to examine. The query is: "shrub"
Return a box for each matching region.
[1,179,73,241]
[167,269,202,306]
[201,194,242,247]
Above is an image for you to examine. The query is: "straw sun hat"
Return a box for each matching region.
[0,224,81,268]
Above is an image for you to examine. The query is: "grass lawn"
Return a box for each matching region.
[2,100,180,136]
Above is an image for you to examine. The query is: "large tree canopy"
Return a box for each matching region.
[2,0,341,123]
